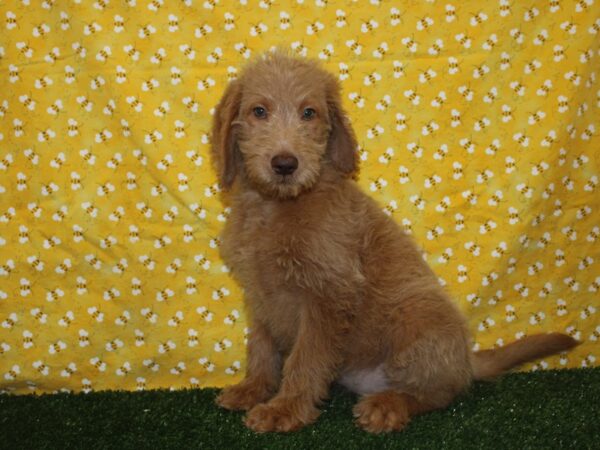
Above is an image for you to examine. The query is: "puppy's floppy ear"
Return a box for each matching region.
[211,80,242,189]
[326,78,358,175]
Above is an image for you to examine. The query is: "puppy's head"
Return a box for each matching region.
[211,51,357,199]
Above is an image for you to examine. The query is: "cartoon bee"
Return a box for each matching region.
[390,7,403,26]
[508,81,525,97]
[138,255,156,271]
[18,95,35,111]
[367,124,385,139]
[148,0,163,11]
[560,20,576,35]
[105,339,123,352]
[474,116,491,132]
[534,80,552,99]
[28,202,42,218]
[76,95,93,112]
[463,241,481,257]
[207,47,222,63]
[225,361,242,376]
[123,44,140,61]
[360,18,379,34]
[553,44,565,62]
[491,242,507,258]
[166,259,182,275]
[83,21,102,36]
[55,259,71,275]
[97,182,115,197]
[458,138,473,154]
[564,71,581,87]
[111,14,125,33]
[478,317,495,332]
[392,166,409,186]
[416,16,433,31]
[479,220,497,235]
[115,311,131,326]
[23,256,44,275]
[184,276,198,295]
[477,91,497,110]
[85,254,102,270]
[167,311,184,328]
[142,359,159,374]
[144,129,163,145]
[130,278,142,296]
[158,340,176,354]
[87,306,104,322]
[305,20,324,36]
[214,339,232,353]
[141,308,158,324]
[537,232,551,248]
[581,124,595,141]
[419,68,437,84]
[426,145,446,164]
[5,11,18,30]
[116,362,132,377]
[112,258,128,275]
[78,329,90,347]
[523,59,541,76]
[132,330,145,348]
[456,265,468,283]
[138,24,156,39]
[16,42,34,58]
[363,71,382,87]
[103,287,120,301]
[472,64,490,79]
[428,39,444,56]
[401,36,417,53]
[514,283,529,298]
[446,163,462,183]
[368,42,388,60]
[151,183,167,197]
[455,33,471,49]
[72,224,84,243]
[422,121,439,136]
[535,208,549,224]
[76,277,88,295]
[163,206,179,222]
[445,109,460,130]
[426,225,443,241]
[404,89,420,106]
[480,34,497,53]
[189,203,207,219]
[89,357,106,372]
[583,175,598,192]
[576,206,591,220]
[217,12,234,31]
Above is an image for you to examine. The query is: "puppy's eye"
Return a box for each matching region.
[302,108,316,120]
[253,106,267,119]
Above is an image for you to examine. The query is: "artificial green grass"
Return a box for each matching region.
[1,368,599,450]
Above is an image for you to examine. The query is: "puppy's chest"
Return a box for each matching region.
[224,201,313,278]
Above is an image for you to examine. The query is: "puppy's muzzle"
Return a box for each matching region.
[271,153,298,176]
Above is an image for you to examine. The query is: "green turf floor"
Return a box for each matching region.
[1,368,599,450]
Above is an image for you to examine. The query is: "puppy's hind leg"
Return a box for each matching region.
[354,311,473,433]
[353,390,433,433]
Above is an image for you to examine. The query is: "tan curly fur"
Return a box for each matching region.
[210,51,579,434]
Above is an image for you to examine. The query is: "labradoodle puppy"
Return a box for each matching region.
[210,51,578,433]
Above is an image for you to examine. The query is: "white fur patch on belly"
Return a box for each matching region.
[338,364,390,395]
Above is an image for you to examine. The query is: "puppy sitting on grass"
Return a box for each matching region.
[210,51,578,433]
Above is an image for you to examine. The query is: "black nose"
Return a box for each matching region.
[271,153,298,175]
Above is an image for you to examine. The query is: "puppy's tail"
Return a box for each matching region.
[471,333,579,380]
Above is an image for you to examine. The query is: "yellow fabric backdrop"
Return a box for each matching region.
[0,0,598,394]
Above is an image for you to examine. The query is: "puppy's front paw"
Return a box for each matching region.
[245,399,319,433]
[216,381,273,411]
